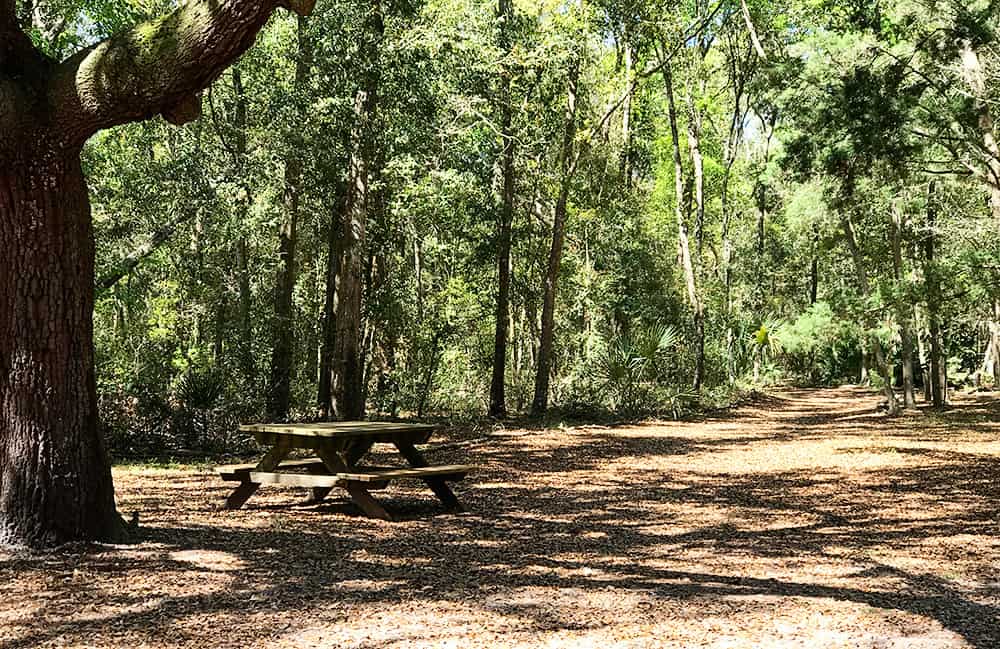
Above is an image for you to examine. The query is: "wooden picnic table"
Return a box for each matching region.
[216,421,474,520]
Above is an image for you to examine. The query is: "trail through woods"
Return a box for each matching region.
[2,387,999,648]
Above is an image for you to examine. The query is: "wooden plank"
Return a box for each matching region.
[305,462,335,503]
[394,440,465,511]
[346,482,394,521]
[247,471,344,487]
[336,465,474,482]
[223,443,290,509]
[224,482,259,510]
[216,458,325,479]
[240,421,436,438]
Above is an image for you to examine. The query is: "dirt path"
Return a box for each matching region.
[2,387,999,648]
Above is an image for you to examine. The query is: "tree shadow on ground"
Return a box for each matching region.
[3,388,999,648]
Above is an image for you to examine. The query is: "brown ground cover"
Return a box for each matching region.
[2,387,999,648]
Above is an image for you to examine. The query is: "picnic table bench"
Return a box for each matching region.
[216,421,474,520]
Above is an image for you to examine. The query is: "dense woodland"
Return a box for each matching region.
[2,0,1000,546]
[80,0,999,450]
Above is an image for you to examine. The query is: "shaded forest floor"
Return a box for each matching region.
[2,387,1000,648]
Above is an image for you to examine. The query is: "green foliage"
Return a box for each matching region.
[67,0,1000,455]
[776,302,861,384]
[595,323,681,414]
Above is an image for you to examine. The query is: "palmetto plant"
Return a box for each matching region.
[750,315,783,382]
[597,323,681,413]
[173,367,225,449]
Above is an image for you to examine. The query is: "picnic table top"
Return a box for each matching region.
[239,421,438,438]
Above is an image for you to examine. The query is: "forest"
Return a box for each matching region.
[62,0,996,454]
[2,0,1000,646]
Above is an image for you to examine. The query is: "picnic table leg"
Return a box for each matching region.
[305,462,335,503]
[224,443,290,510]
[345,438,375,465]
[316,446,393,520]
[346,482,394,521]
[393,439,463,512]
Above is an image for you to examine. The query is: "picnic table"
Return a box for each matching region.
[216,421,474,520]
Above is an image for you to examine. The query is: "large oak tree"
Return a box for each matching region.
[0,0,313,548]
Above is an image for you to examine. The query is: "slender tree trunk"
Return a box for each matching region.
[739,0,766,59]
[685,86,706,258]
[810,223,819,304]
[489,0,515,418]
[266,16,310,421]
[619,37,633,186]
[96,210,197,291]
[417,332,443,418]
[960,40,1000,392]
[753,112,775,258]
[842,213,898,414]
[231,66,256,390]
[317,188,345,419]
[412,220,425,322]
[915,305,931,401]
[531,57,579,417]
[987,306,1000,386]
[889,202,916,408]
[663,61,705,393]
[924,180,946,406]
[333,0,383,420]
[720,58,748,384]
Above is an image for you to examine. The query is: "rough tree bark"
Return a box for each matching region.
[0,0,314,548]
[488,0,515,419]
[531,56,579,417]
[266,15,311,421]
[332,0,383,420]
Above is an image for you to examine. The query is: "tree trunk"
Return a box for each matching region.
[317,188,345,419]
[890,202,916,408]
[960,40,1000,392]
[685,86,706,258]
[489,0,515,419]
[1,0,312,547]
[619,37,633,186]
[266,15,310,421]
[332,0,382,420]
[810,223,819,304]
[914,304,931,401]
[231,66,257,390]
[663,60,705,393]
[531,57,579,417]
[924,180,946,406]
[0,157,124,547]
[842,213,898,414]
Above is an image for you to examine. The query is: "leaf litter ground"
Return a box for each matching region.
[2,387,999,648]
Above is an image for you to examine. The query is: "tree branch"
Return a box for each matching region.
[96,209,197,292]
[739,0,766,60]
[49,0,314,146]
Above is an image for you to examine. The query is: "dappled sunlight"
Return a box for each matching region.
[2,387,999,647]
